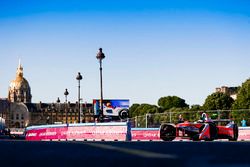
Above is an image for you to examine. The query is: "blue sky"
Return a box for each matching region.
[0,0,250,106]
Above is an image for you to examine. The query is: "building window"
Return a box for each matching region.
[16,114,19,120]
[21,114,24,120]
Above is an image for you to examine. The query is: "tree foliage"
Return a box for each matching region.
[233,79,250,109]
[129,103,140,118]
[129,103,159,118]
[189,104,203,111]
[158,96,189,110]
[203,92,234,110]
[128,78,250,127]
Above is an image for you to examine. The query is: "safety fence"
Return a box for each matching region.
[128,109,250,128]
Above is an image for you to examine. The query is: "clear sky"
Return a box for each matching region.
[0,0,249,106]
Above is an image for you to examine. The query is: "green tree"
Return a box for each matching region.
[129,103,140,118]
[129,103,159,117]
[203,92,234,110]
[189,104,203,111]
[135,104,159,115]
[233,79,250,109]
[158,96,189,111]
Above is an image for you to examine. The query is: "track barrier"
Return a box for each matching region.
[25,122,131,141]
[238,127,250,141]
[25,123,250,141]
[131,128,160,141]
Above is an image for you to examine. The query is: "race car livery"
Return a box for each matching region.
[160,113,238,141]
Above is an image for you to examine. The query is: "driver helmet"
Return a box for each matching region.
[201,113,212,122]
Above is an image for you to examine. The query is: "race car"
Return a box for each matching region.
[160,113,238,141]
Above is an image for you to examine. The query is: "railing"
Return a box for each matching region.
[128,109,250,128]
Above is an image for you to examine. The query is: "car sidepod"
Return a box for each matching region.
[197,123,218,141]
[198,123,210,140]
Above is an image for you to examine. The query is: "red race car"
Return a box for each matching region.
[160,113,238,141]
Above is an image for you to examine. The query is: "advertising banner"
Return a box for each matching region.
[25,122,130,141]
[25,126,68,141]
[238,127,250,141]
[93,99,129,119]
[67,125,128,141]
[131,128,160,141]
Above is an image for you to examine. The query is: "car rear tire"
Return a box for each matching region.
[208,123,218,141]
[160,124,176,141]
[229,124,238,141]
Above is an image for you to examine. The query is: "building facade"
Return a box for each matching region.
[0,62,94,129]
[215,86,239,100]
[5,62,31,128]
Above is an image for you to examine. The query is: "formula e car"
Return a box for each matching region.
[160,113,238,141]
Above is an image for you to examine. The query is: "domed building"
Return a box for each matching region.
[8,61,32,103]
[4,61,31,128]
[0,61,92,129]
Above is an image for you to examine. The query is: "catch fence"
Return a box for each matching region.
[128,109,250,128]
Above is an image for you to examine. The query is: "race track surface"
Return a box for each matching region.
[0,141,249,167]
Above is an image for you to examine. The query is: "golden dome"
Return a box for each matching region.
[10,61,30,89]
[9,77,30,90]
[8,61,32,103]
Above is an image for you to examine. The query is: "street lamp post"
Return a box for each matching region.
[96,48,105,121]
[64,89,69,124]
[76,72,83,123]
[51,103,55,124]
[56,97,60,123]
[47,105,52,124]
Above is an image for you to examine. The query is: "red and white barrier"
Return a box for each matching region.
[25,124,250,142]
[238,127,250,141]
[25,122,131,141]
[131,128,160,141]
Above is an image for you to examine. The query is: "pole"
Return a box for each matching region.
[170,111,172,123]
[0,117,1,129]
[76,72,82,123]
[96,48,105,122]
[64,89,69,124]
[0,117,2,130]
[65,96,67,124]
[100,59,104,120]
[57,99,61,123]
[66,103,68,124]
[51,106,53,124]
[55,106,57,123]
[78,79,81,123]
[135,116,138,128]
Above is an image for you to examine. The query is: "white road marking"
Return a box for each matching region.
[84,143,177,159]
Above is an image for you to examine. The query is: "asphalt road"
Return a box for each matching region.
[0,141,250,167]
